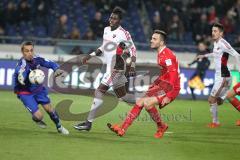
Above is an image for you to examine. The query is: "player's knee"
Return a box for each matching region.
[114,86,126,98]
[227,90,236,99]
[144,105,152,110]
[143,100,151,109]
[95,84,108,98]
[43,104,53,113]
[216,97,224,105]
[33,110,43,121]
[94,89,104,99]
[136,98,144,107]
[208,97,216,104]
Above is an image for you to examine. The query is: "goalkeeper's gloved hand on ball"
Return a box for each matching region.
[18,73,25,85]
[54,69,65,77]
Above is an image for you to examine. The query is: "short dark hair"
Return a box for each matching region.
[154,30,167,42]
[21,41,34,51]
[112,7,123,19]
[213,22,224,32]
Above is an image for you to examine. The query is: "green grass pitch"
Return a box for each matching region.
[0,90,239,160]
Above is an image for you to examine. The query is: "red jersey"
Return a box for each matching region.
[154,47,180,100]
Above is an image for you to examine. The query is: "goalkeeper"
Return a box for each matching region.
[14,41,69,135]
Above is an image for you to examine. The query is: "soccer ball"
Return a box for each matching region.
[29,69,45,84]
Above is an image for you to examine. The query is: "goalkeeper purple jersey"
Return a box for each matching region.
[14,56,59,94]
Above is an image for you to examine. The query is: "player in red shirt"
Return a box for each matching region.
[107,30,181,138]
[226,82,240,126]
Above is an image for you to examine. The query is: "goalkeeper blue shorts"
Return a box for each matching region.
[17,88,50,114]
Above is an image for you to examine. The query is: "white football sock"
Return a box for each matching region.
[87,98,103,122]
[210,103,219,123]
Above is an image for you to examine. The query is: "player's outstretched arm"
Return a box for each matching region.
[38,57,65,77]
[39,57,59,71]
[188,55,198,66]
[81,49,103,64]
[196,52,214,60]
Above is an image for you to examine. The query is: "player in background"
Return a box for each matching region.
[107,30,181,138]
[226,82,240,126]
[188,42,210,100]
[73,7,137,131]
[14,41,69,135]
[197,23,240,128]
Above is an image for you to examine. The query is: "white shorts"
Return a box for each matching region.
[210,77,232,99]
[101,71,127,89]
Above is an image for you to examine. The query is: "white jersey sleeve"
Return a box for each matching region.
[220,39,240,71]
[118,27,137,58]
[220,39,239,57]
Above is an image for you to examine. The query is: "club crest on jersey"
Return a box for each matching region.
[165,59,172,66]
[113,34,116,38]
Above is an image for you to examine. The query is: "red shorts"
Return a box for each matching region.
[146,83,180,108]
[233,82,240,95]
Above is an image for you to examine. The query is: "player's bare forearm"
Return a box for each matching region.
[82,49,103,64]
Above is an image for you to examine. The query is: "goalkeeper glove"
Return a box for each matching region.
[18,72,25,85]
[54,69,65,77]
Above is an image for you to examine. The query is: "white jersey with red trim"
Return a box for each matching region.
[211,38,240,79]
[98,26,136,74]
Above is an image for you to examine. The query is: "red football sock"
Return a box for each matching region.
[229,97,240,112]
[121,104,143,131]
[146,107,163,128]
